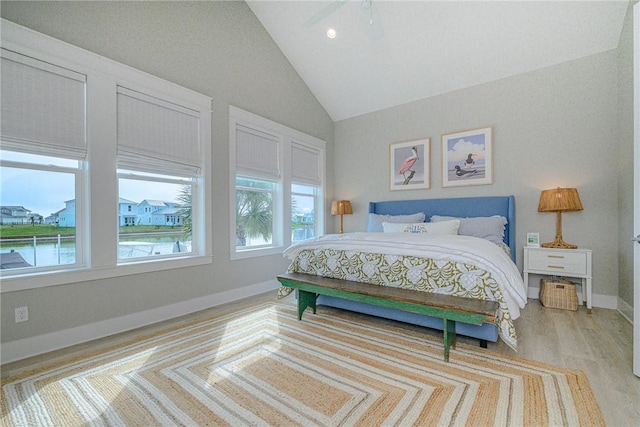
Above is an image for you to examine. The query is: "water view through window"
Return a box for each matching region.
[0,152,195,272]
[291,183,316,242]
[0,151,80,271]
[117,171,194,261]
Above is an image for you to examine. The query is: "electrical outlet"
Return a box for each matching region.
[15,306,28,323]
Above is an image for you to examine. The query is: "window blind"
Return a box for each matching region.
[291,142,321,186]
[235,124,280,180]
[116,86,201,172]
[0,49,86,159]
[116,153,200,177]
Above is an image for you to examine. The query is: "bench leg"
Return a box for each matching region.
[297,290,317,320]
[442,319,456,362]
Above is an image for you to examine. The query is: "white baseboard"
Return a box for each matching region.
[617,297,634,324]
[527,286,618,310]
[1,280,280,364]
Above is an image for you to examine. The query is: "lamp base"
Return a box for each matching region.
[541,238,578,249]
[542,211,578,249]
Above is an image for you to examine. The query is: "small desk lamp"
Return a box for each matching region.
[331,200,352,234]
[538,187,583,249]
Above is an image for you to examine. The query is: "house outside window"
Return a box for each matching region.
[0,152,84,271]
[117,173,196,260]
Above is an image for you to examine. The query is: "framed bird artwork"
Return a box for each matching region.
[441,126,493,188]
[389,138,430,191]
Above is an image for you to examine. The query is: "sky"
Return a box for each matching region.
[2,167,313,218]
[1,166,75,216]
[446,134,487,163]
[2,152,314,217]
[1,167,179,217]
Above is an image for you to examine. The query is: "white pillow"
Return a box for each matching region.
[382,219,460,235]
[367,212,426,232]
[430,215,506,243]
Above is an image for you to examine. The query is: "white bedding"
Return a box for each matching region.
[283,232,528,320]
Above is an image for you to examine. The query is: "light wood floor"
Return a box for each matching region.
[2,293,639,426]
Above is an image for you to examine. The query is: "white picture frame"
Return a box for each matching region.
[526,232,540,247]
[441,126,493,187]
[389,138,430,191]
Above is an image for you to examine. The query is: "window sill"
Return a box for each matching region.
[0,255,213,293]
[231,246,284,261]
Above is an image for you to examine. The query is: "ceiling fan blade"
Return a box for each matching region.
[303,0,348,28]
[367,2,384,39]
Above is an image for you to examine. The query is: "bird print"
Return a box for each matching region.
[454,165,477,177]
[464,153,475,169]
[398,146,419,179]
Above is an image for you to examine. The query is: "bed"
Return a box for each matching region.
[279,196,527,349]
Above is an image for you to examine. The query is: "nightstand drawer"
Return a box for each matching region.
[527,250,588,275]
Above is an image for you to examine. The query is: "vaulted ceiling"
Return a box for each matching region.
[247,1,629,121]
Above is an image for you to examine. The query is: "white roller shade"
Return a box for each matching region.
[291,143,321,185]
[117,86,201,169]
[236,124,280,180]
[1,49,86,159]
[117,153,200,177]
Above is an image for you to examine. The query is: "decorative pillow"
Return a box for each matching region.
[367,212,426,232]
[430,215,507,243]
[382,219,460,235]
[495,241,513,258]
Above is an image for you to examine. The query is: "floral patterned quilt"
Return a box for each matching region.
[279,233,527,350]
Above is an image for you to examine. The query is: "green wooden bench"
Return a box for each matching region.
[277,272,499,362]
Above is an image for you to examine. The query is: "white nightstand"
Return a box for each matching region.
[523,246,593,314]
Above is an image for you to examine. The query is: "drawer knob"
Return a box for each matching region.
[547,265,565,269]
[547,255,565,259]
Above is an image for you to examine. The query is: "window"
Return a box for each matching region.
[1,21,212,291]
[235,177,276,248]
[291,183,318,242]
[118,171,196,260]
[0,151,84,272]
[0,47,87,275]
[230,107,325,259]
[290,142,323,242]
[115,85,203,262]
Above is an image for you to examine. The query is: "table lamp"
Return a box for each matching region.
[538,187,583,249]
[331,200,352,234]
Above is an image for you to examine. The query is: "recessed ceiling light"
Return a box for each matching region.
[326,28,337,39]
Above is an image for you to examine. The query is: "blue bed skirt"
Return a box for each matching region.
[316,295,499,343]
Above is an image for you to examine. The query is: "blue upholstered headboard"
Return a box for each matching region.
[369,196,516,262]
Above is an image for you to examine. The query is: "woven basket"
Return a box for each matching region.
[540,279,578,311]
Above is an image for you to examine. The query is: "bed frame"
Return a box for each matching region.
[315,195,516,345]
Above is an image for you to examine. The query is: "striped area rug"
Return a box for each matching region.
[1,301,605,426]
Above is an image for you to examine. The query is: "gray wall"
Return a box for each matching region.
[0,2,334,344]
[334,48,623,301]
[617,1,636,317]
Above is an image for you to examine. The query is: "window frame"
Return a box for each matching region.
[0,154,87,274]
[229,106,326,260]
[0,19,212,293]
[234,175,280,251]
[116,169,199,263]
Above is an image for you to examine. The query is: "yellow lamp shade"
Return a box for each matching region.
[331,200,352,233]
